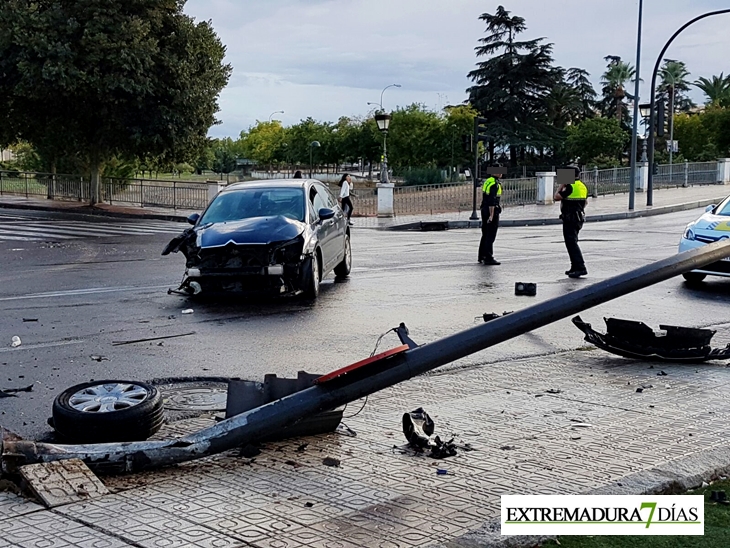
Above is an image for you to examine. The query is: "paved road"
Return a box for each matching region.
[2,207,730,440]
[0,209,182,242]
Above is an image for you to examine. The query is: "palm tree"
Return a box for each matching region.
[659,60,693,113]
[546,82,583,129]
[694,73,730,107]
[600,57,637,123]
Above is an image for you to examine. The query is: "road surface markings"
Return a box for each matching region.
[0,211,183,242]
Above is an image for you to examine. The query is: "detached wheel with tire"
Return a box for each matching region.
[301,253,320,299]
[334,234,352,278]
[52,380,164,443]
[683,272,707,285]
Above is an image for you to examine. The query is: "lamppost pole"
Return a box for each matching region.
[628,0,643,211]
[309,141,320,178]
[647,9,730,206]
[268,110,284,122]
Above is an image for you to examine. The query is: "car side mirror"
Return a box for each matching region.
[318,208,335,221]
[187,213,200,225]
[706,205,716,213]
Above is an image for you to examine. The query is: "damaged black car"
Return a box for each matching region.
[162,180,351,299]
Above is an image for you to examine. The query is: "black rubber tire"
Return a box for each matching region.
[683,272,707,285]
[333,234,352,278]
[301,253,320,300]
[52,380,164,443]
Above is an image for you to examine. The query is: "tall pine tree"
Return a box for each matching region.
[467,5,561,166]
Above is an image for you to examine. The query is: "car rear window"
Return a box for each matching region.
[200,187,305,223]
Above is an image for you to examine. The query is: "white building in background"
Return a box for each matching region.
[0,149,16,162]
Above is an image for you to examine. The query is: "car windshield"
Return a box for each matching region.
[200,187,305,224]
[713,196,730,216]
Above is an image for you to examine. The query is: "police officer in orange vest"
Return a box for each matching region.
[554,167,589,278]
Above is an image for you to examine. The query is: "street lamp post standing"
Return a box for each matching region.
[309,141,320,178]
[374,112,391,183]
[646,9,730,206]
[628,0,644,211]
[268,110,284,123]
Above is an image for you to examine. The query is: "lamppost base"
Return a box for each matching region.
[469,212,480,221]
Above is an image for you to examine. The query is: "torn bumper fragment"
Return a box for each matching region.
[572,315,730,362]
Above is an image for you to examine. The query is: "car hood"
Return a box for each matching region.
[690,212,730,233]
[195,216,306,248]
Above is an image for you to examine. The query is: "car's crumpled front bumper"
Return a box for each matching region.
[572,315,730,362]
[679,232,730,277]
[164,232,309,296]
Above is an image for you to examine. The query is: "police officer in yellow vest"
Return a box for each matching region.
[478,168,503,265]
[554,167,588,278]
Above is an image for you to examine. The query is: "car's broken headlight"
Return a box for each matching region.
[272,237,304,264]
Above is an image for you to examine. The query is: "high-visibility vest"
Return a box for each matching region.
[482,177,502,195]
[566,180,588,200]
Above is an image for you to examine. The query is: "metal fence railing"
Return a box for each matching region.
[102,179,209,210]
[1,161,726,216]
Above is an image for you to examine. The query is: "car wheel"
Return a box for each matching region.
[683,272,707,285]
[334,234,352,278]
[51,380,164,443]
[301,253,320,299]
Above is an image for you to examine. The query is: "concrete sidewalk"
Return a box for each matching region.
[4,344,730,547]
[0,184,728,229]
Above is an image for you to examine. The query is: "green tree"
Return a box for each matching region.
[211,138,238,174]
[240,121,287,170]
[658,60,694,114]
[672,112,717,161]
[466,5,562,165]
[565,68,597,121]
[599,56,637,124]
[0,0,231,204]
[387,104,442,169]
[694,74,730,108]
[565,117,629,166]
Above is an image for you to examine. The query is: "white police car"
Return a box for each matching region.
[678,195,730,284]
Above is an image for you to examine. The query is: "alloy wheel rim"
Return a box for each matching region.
[69,383,149,413]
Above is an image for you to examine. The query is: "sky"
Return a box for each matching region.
[183,0,730,139]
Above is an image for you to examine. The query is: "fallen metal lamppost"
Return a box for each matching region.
[4,240,730,474]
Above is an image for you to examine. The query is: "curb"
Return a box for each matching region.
[386,197,723,231]
[434,444,730,548]
[0,201,190,223]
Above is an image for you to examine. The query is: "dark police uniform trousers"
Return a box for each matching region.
[479,180,501,261]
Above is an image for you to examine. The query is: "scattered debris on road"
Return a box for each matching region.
[573,315,730,362]
[0,384,33,398]
[515,282,537,296]
[89,355,108,362]
[10,336,21,348]
[22,318,38,322]
[402,407,458,459]
[322,457,341,467]
[481,311,513,323]
[545,388,562,394]
[111,332,196,346]
[182,309,194,315]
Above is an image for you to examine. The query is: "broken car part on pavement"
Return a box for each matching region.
[572,315,730,362]
[402,407,457,459]
[3,239,730,475]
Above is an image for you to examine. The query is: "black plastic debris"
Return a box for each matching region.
[482,311,514,323]
[515,282,537,296]
[572,315,730,362]
[0,385,33,398]
[419,221,448,232]
[402,407,458,459]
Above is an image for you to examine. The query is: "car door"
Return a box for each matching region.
[312,183,340,273]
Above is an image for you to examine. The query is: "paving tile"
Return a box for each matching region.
[0,491,44,521]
